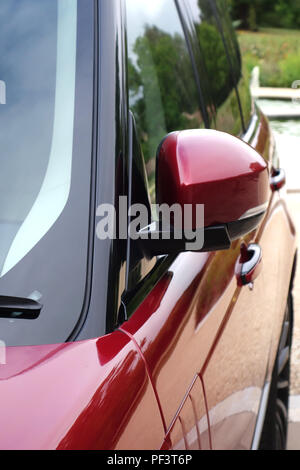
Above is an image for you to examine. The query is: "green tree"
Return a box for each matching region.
[195,22,232,106]
[128,25,201,162]
[229,0,259,30]
[230,0,300,29]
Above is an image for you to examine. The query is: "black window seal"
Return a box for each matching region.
[67,0,100,341]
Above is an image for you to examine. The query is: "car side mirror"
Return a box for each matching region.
[138,129,269,257]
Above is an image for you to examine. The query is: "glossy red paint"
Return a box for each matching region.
[120,249,241,447]
[0,332,165,450]
[0,1,297,452]
[157,129,270,228]
[119,113,297,450]
[0,113,294,451]
[120,199,296,448]
[160,373,212,450]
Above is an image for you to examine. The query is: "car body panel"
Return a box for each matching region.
[0,0,297,451]
[203,192,296,449]
[0,332,165,450]
[119,109,297,450]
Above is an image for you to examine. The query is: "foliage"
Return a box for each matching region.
[238,28,300,87]
[128,0,252,183]
[248,5,257,32]
[195,22,232,107]
[230,0,300,30]
[128,26,201,163]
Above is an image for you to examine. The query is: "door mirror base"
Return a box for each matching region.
[137,212,265,258]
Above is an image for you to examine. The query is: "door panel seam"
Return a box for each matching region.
[117,327,167,433]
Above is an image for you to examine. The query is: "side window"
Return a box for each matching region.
[126,0,205,204]
[213,0,253,129]
[185,0,244,136]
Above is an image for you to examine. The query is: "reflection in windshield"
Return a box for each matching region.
[0,0,77,276]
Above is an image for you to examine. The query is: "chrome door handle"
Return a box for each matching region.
[235,243,262,287]
[270,168,285,191]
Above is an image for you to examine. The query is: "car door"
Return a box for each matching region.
[181,0,297,449]
[119,0,297,450]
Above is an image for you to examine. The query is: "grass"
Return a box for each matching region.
[238,27,300,88]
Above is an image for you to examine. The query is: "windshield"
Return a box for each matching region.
[0,0,94,346]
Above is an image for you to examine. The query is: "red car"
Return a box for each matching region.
[0,0,296,450]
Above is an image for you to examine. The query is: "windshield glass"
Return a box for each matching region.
[0,0,94,346]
